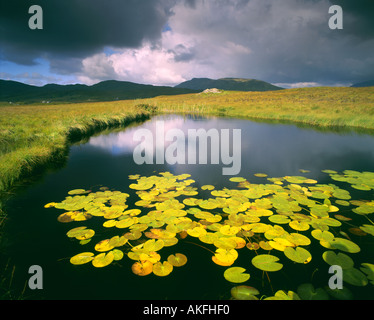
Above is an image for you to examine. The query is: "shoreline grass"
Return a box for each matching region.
[0,102,152,197]
[0,86,374,198]
[145,86,374,131]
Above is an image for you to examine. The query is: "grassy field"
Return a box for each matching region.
[149,86,374,128]
[0,101,152,197]
[1,86,374,198]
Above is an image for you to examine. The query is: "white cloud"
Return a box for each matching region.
[75,0,374,86]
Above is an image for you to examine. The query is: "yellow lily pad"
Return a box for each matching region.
[70,252,94,265]
[153,261,173,277]
[167,253,188,267]
[132,260,153,276]
[92,251,114,268]
[224,267,250,283]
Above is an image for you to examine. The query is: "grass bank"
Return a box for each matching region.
[143,86,374,130]
[0,101,152,197]
[1,86,374,197]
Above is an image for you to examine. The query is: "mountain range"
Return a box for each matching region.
[1,77,372,104]
[175,77,283,91]
[0,77,284,104]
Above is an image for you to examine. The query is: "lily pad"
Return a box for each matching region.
[359,225,374,236]
[167,253,187,267]
[289,220,310,231]
[329,238,360,254]
[223,267,250,283]
[265,290,301,300]
[324,286,354,300]
[92,251,114,268]
[252,254,283,272]
[360,263,374,285]
[284,247,312,264]
[131,261,153,276]
[153,261,173,277]
[70,252,94,265]
[230,286,259,300]
[322,251,354,269]
[343,268,368,286]
[297,283,329,300]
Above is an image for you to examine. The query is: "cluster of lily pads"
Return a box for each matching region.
[45,169,374,300]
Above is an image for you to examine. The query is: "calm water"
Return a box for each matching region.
[2,114,374,299]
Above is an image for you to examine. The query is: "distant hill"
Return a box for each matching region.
[175,77,283,91]
[0,79,198,104]
[351,80,374,88]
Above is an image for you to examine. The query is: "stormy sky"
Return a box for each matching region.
[1,0,373,87]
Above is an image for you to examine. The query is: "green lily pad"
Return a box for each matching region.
[70,252,94,265]
[252,254,283,272]
[265,290,301,300]
[343,268,368,286]
[68,189,89,195]
[324,286,354,300]
[167,253,187,267]
[360,263,374,285]
[297,283,329,300]
[92,251,114,268]
[322,251,354,269]
[329,238,360,254]
[268,215,291,224]
[284,247,312,264]
[152,261,173,277]
[231,286,259,300]
[360,224,374,236]
[224,267,250,283]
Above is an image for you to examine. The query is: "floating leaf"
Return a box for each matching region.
[187,226,207,237]
[348,227,367,236]
[289,220,310,231]
[333,215,351,224]
[254,173,268,178]
[329,238,360,254]
[322,251,354,269]
[92,252,114,268]
[297,283,329,300]
[360,224,374,236]
[231,286,259,300]
[220,225,241,236]
[252,254,283,272]
[153,261,173,277]
[167,253,187,267]
[343,268,368,286]
[224,267,250,283]
[268,215,291,224]
[115,217,137,229]
[230,177,246,182]
[284,247,311,264]
[132,261,153,276]
[44,202,57,208]
[265,290,301,300]
[68,189,88,195]
[70,252,94,265]
[360,263,374,285]
[212,248,238,266]
[112,249,124,261]
[324,287,354,300]
[66,226,95,240]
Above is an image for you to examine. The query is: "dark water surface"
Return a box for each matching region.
[2,114,374,300]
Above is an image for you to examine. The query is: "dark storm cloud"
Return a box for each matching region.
[0,0,175,65]
[334,0,374,39]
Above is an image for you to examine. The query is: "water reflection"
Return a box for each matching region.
[86,114,374,183]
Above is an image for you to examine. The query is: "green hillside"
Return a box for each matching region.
[0,79,198,104]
